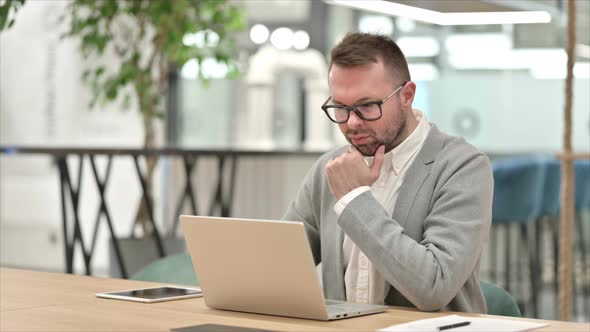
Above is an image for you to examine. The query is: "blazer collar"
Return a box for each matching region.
[417,124,445,165]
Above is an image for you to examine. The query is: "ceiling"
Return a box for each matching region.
[391,0,533,13]
[238,0,589,50]
[390,0,569,14]
[390,0,589,46]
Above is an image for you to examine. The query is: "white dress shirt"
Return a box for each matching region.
[335,110,431,304]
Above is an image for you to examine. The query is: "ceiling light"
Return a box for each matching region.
[358,15,394,35]
[576,44,590,59]
[441,11,551,25]
[201,58,229,79]
[445,34,514,69]
[396,17,416,33]
[182,30,219,48]
[513,49,567,69]
[180,58,229,80]
[270,27,294,50]
[397,36,440,57]
[292,30,310,50]
[250,24,269,45]
[449,47,571,76]
[408,63,439,81]
[530,62,589,80]
[324,0,551,25]
[181,59,200,79]
[445,34,513,52]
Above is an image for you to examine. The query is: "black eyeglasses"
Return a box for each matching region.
[321,81,408,124]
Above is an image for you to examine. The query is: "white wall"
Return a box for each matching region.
[426,72,590,153]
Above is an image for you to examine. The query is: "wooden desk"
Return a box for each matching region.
[1,268,588,331]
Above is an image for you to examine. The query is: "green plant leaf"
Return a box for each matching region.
[95,67,105,78]
[121,93,132,110]
[1,0,26,31]
[62,0,245,130]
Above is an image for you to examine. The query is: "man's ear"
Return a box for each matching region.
[401,81,416,107]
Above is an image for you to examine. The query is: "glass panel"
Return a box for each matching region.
[176,78,237,148]
[272,71,303,148]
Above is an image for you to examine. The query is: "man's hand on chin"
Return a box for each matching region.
[325,145,385,200]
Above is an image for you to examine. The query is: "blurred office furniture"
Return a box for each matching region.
[490,156,547,317]
[480,280,522,317]
[538,157,562,315]
[0,146,322,278]
[131,252,197,286]
[490,155,590,318]
[575,161,590,212]
[536,156,590,318]
[572,160,589,317]
[541,158,590,317]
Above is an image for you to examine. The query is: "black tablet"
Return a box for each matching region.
[96,286,202,303]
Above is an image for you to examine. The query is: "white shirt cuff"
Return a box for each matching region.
[333,186,371,216]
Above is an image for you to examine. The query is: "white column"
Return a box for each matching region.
[303,78,332,151]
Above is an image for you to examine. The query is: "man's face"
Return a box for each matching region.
[328,61,411,156]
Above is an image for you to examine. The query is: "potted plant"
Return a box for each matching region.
[1,0,245,276]
[65,0,244,276]
[63,0,244,235]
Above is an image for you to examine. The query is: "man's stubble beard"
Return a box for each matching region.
[346,105,407,157]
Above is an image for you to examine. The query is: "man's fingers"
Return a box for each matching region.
[371,145,385,176]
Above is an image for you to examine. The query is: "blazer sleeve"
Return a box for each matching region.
[281,158,324,266]
[337,152,493,311]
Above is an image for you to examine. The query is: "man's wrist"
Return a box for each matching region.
[333,186,371,216]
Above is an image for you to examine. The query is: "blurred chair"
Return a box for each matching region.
[574,160,590,314]
[539,158,589,317]
[131,252,198,286]
[490,156,547,317]
[538,157,560,300]
[575,160,590,213]
[480,280,522,317]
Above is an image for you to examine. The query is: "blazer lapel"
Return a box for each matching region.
[324,208,347,301]
[392,124,442,229]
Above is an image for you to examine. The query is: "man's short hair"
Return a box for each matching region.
[330,32,411,84]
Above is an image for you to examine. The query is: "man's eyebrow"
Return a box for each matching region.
[331,96,374,105]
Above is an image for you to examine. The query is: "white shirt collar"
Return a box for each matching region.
[365,109,430,175]
[389,109,430,175]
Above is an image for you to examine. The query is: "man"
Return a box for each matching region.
[282,32,493,313]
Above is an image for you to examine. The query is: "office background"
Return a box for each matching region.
[1,0,589,322]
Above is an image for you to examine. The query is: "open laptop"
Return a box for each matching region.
[180,215,388,321]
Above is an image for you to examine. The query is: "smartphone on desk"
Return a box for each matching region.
[96,286,202,303]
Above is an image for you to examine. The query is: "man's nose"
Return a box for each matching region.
[347,110,364,128]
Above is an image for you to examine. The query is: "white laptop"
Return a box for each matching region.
[180,215,388,321]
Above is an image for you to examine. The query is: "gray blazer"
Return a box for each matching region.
[282,124,493,313]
